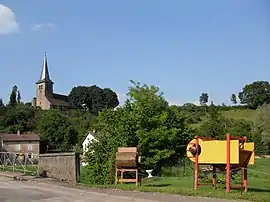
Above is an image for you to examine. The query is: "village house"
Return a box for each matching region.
[0,131,40,154]
[81,131,98,166]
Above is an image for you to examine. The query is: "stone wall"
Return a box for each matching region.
[39,152,80,184]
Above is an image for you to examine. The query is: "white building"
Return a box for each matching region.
[81,131,98,166]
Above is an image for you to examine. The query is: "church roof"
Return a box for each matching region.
[36,53,54,84]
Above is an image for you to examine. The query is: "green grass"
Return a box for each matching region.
[81,158,270,202]
[191,109,258,129]
[221,109,258,122]
[0,165,38,176]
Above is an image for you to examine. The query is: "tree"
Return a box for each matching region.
[83,81,194,184]
[2,104,36,133]
[253,104,270,154]
[17,91,21,104]
[36,109,78,151]
[230,93,237,105]
[197,102,226,139]
[9,85,18,107]
[103,88,119,109]
[238,81,270,109]
[0,99,4,107]
[67,109,98,144]
[199,93,209,106]
[68,85,119,115]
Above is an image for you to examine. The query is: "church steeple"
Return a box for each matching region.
[36,53,54,84]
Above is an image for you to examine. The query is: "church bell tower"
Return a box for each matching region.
[34,53,54,109]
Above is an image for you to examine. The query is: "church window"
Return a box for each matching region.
[39,85,43,90]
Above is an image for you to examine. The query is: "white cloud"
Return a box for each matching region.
[0,4,19,35]
[31,23,55,31]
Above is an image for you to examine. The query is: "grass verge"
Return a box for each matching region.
[80,158,270,202]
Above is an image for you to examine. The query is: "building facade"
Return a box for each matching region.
[32,53,70,110]
[0,132,40,154]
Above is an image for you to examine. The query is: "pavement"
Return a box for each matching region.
[0,172,236,202]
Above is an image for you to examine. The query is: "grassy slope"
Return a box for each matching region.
[221,109,257,122]
[191,109,258,128]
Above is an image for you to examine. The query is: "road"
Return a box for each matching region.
[0,176,232,202]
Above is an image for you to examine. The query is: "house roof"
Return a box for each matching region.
[48,95,70,107]
[83,131,98,144]
[0,133,40,142]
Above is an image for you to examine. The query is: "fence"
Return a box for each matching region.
[161,158,193,178]
[0,152,39,175]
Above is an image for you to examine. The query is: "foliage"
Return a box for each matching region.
[1,104,36,133]
[66,109,98,144]
[17,91,21,104]
[196,103,226,139]
[199,93,208,106]
[9,85,18,107]
[230,93,237,105]
[253,104,270,154]
[68,85,119,115]
[1,79,270,185]
[0,99,4,107]
[82,81,194,185]
[238,81,270,109]
[36,109,78,151]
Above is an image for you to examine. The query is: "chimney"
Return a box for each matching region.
[17,130,20,135]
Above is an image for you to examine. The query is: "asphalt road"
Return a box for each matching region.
[0,176,233,202]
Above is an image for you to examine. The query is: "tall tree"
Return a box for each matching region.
[17,91,21,104]
[197,102,226,139]
[36,109,78,151]
[238,81,270,109]
[199,93,209,106]
[68,85,119,115]
[230,93,237,105]
[0,99,4,107]
[2,104,36,133]
[9,85,18,107]
[83,80,194,184]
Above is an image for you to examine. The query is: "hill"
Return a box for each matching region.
[190,108,258,129]
[221,109,257,122]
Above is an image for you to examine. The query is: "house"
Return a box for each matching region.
[32,53,70,110]
[82,131,98,154]
[0,131,40,154]
[81,131,98,166]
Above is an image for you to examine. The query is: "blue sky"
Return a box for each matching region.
[0,0,269,105]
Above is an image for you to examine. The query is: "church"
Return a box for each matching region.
[32,54,70,110]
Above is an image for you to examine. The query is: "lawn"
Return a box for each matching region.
[82,158,270,202]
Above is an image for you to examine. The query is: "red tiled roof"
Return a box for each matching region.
[0,133,40,142]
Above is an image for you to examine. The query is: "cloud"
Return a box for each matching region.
[31,23,55,31]
[0,4,19,35]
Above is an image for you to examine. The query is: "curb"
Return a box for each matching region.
[0,172,31,181]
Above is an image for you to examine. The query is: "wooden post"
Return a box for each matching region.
[135,169,138,187]
[212,166,216,189]
[115,167,118,185]
[244,165,247,192]
[120,169,123,184]
[226,133,231,193]
[194,136,199,190]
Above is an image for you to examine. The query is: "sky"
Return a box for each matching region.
[0,0,269,106]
